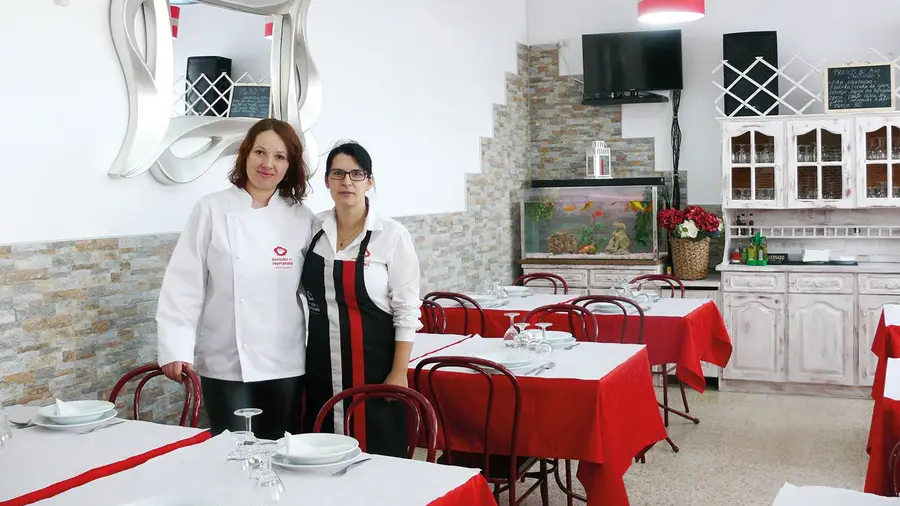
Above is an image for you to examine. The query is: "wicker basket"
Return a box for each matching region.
[670,236,710,280]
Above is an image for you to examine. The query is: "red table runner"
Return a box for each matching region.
[0,430,212,506]
[440,300,731,393]
[428,474,497,505]
[410,347,666,506]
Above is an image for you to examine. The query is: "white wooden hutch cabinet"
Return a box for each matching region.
[717,111,900,397]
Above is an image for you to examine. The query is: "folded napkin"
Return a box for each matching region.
[282,432,356,456]
[55,399,78,416]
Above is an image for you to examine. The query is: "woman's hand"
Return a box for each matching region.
[383,369,408,389]
[161,361,193,383]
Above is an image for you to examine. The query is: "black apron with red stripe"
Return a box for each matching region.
[301,229,407,458]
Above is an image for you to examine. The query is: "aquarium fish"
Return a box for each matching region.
[591,209,604,219]
[562,205,578,212]
[627,201,650,212]
[581,202,593,211]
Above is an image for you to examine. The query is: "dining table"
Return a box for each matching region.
[31,431,497,506]
[870,304,900,401]
[865,356,900,496]
[0,405,210,506]
[407,333,667,506]
[437,293,732,394]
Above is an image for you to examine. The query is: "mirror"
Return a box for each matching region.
[108,0,321,185]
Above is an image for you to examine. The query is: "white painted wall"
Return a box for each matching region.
[0,0,526,244]
[527,0,900,204]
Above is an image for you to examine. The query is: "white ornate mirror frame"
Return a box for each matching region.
[108,0,322,184]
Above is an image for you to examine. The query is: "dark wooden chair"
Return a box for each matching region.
[420,299,447,334]
[313,384,439,463]
[513,273,569,294]
[629,274,699,430]
[423,291,487,335]
[414,356,550,506]
[521,303,598,342]
[108,362,202,427]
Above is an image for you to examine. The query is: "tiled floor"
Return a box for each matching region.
[473,387,875,506]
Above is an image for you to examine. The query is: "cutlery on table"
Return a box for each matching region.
[331,457,372,476]
[78,420,126,434]
[564,343,581,350]
[533,362,556,376]
[10,419,34,429]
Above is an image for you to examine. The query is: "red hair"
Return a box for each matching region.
[228,118,309,204]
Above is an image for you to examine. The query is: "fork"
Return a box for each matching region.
[78,420,125,434]
[331,457,371,476]
[10,419,34,429]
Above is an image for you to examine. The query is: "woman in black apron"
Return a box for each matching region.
[301,141,422,458]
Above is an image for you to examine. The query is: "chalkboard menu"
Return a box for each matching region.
[228,84,271,118]
[825,64,895,113]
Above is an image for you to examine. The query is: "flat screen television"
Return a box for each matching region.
[581,29,684,98]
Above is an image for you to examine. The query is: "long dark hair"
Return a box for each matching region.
[228,118,309,205]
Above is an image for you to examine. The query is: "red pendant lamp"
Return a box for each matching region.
[638,0,704,24]
[264,15,274,40]
[170,5,180,39]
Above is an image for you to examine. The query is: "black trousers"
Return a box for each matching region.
[200,375,304,441]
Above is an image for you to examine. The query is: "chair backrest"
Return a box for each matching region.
[423,291,486,335]
[413,356,522,479]
[420,299,447,334]
[108,362,202,427]
[520,303,598,342]
[891,438,900,496]
[630,274,685,299]
[570,295,645,344]
[312,384,439,463]
[513,272,569,294]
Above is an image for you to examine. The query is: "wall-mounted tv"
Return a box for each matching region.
[582,29,684,99]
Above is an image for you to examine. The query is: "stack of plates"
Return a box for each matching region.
[539,330,575,348]
[273,433,362,472]
[33,400,117,430]
[503,286,533,297]
[589,302,648,314]
[479,350,535,373]
[461,293,505,308]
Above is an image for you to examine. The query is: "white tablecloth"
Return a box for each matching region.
[36,432,483,506]
[772,482,900,505]
[0,406,203,502]
[435,293,709,318]
[885,305,900,327]
[409,333,644,381]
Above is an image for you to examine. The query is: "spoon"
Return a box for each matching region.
[532,362,556,376]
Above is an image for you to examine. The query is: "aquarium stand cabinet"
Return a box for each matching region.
[519,259,664,296]
[717,111,900,398]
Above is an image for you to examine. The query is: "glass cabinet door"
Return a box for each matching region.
[786,120,852,208]
[722,122,784,208]
[857,118,900,206]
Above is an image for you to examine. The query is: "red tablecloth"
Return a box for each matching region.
[872,314,900,401]
[0,430,212,506]
[440,300,731,393]
[410,347,666,506]
[865,394,900,496]
[428,474,497,505]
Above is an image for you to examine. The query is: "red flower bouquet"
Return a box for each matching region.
[658,205,723,240]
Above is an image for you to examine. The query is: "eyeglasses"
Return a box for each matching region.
[328,169,368,181]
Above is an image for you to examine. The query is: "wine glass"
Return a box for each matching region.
[503,313,520,347]
[0,410,10,451]
[234,408,263,436]
[513,323,530,350]
[532,322,552,350]
[253,441,285,504]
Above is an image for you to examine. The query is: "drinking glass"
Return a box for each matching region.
[253,441,285,504]
[235,408,263,436]
[0,410,10,451]
[502,313,520,347]
[532,322,552,350]
[534,323,554,363]
[513,323,530,349]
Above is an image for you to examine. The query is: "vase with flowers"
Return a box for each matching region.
[658,205,724,280]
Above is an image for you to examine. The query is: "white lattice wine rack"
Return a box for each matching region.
[171,72,270,118]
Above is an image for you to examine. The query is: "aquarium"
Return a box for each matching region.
[521,177,668,260]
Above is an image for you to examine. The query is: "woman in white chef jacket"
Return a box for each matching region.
[301,141,422,458]
[156,118,316,440]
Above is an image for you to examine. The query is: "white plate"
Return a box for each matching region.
[33,409,118,431]
[550,337,577,348]
[541,330,573,342]
[461,293,499,305]
[480,350,533,368]
[276,433,360,465]
[39,400,115,425]
[503,286,532,296]
[272,447,364,472]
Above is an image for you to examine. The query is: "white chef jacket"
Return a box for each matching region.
[156,185,316,382]
[312,205,423,341]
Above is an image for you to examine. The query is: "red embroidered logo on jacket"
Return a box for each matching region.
[272,246,293,269]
